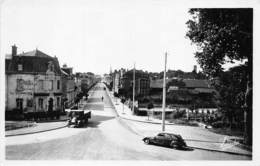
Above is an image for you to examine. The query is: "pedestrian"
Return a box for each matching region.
[101,96,104,101]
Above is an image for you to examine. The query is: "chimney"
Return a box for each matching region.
[12,45,17,57]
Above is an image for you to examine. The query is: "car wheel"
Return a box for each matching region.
[144,139,150,144]
[170,142,177,149]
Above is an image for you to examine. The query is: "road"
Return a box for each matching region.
[6,83,251,160]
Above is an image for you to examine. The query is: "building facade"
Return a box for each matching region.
[5,45,63,113]
[61,64,77,109]
[120,69,150,97]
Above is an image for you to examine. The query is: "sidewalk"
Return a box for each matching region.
[6,120,68,137]
[107,91,175,125]
[106,90,252,157]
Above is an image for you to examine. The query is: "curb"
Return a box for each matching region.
[5,124,68,137]
[188,145,252,157]
[36,118,69,123]
[120,116,176,125]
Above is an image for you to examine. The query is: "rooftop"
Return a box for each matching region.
[5,49,61,74]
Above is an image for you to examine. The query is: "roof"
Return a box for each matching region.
[5,49,61,74]
[193,88,216,94]
[123,69,149,79]
[18,49,53,58]
[61,69,69,76]
[182,79,211,88]
[150,78,174,88]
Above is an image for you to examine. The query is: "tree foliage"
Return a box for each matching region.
[186,8,252,77]
[186,9,253,144]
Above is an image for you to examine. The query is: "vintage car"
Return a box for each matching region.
[66,109,91,128]
[142,132,187,149]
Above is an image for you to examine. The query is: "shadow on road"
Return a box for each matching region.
[87,98,103,103]
[185,139,224,144]
[145,143,195,151]
[84,104,104,111]
[87,115,115,128]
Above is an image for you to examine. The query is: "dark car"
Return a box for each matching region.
[142,132,187,149]
[67,110,91,128]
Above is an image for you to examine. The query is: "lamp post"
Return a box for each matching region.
[162,52,167,132]
[132,62,136,113]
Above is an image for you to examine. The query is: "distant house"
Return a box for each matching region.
[113,71,120,93]
[80,73,96,93]
[150,78,216,94]
[182,79,216,94]
[120,69,150,98]
[61,64,78,109]
[5,45,62,113]
[149,78,217,107]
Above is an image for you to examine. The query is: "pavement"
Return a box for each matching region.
[5,116,69,137]
[106,89,252,157]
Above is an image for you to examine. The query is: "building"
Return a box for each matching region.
[112,71,120,93]
[147,78,218,119]
[79,72,97,93]
[5,45,62,113]
[120,69,150,98]
[103,74,112,85]
[61,64,78,109]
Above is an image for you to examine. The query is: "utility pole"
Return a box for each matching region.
[132,62,136,113]
[162,52,167,132]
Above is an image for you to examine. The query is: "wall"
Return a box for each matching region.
[6,74,34,111]
[6,73,62,112]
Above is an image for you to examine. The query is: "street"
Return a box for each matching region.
[6,83,251,160]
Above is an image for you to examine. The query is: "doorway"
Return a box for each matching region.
[48,98,53,112]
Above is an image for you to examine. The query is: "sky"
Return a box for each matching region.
[0,0,258,75]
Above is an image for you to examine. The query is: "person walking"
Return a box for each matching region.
[101,96,104,102]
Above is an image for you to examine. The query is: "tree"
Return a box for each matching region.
[213,64,247,127]
[121,98,126,114]
[186,8,252,145]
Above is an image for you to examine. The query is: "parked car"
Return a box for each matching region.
[67,109,91,128]
[142,132,187,149]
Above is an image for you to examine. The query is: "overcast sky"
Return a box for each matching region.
[1,0,257,75]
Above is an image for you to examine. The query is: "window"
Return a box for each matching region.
[157,133,164,137]
[56,97,60,107]
[48,80,53,90]
[27,99,33,107]
[16,98,23,110]
[38,80,44,90]
[38,98,43,109]
[57,80,60,90]
[18,64,23,71]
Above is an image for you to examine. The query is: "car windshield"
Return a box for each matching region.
[157,133,164,137]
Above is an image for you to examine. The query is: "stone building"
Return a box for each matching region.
[61,64,78,109]
[120,69,150,97]
[5,45,63,113]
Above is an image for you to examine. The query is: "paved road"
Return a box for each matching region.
[6,83,250,160]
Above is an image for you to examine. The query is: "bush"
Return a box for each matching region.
[173,110,186,119]
[114,92,119,97]
[5,109,24,120]
[211,121,229,128]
